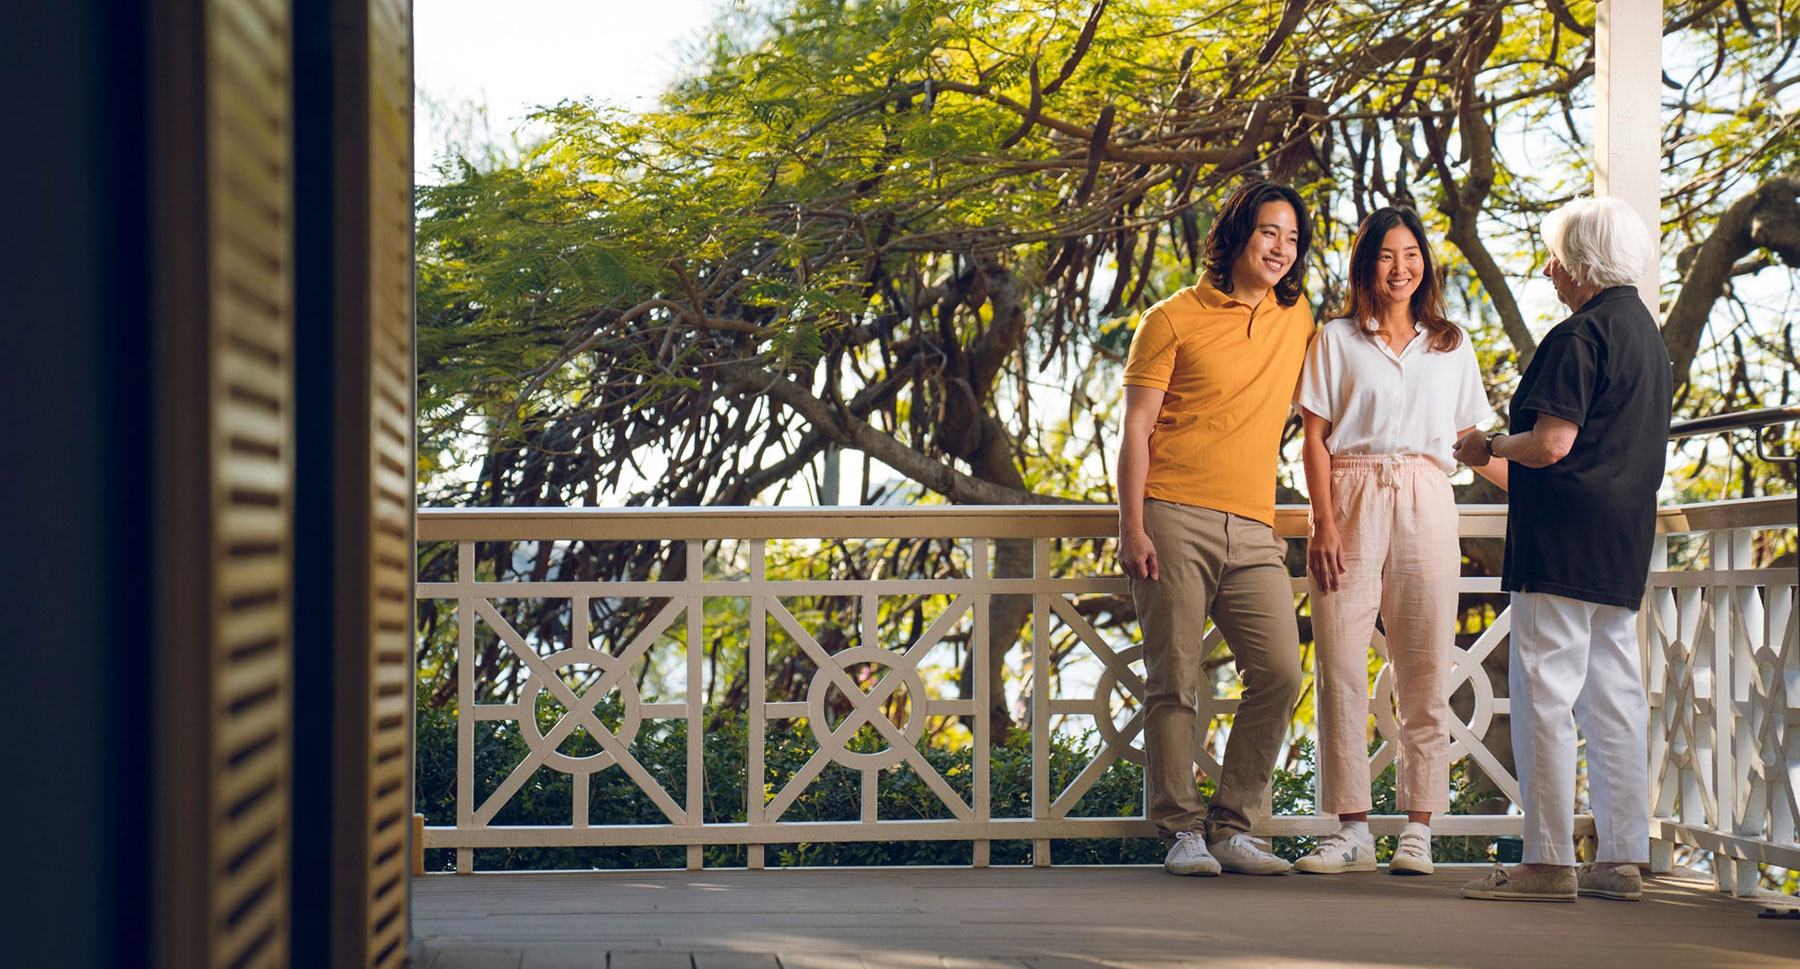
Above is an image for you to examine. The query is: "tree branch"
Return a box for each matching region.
[1419,105,1536,364]
[715,361,1075,505]
[1257,0,1312,64]
[1664,175,1800,388]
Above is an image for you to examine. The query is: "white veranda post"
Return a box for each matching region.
[1596,0,1663,311]
[1598,0,1672,874]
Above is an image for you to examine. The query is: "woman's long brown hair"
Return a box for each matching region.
[1333,207,1461,352]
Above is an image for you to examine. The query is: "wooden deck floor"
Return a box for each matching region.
[413,866,1800,969]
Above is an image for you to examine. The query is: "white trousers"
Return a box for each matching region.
[1509,591,1650,866]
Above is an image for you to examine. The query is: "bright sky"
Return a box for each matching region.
[414,0,726,175]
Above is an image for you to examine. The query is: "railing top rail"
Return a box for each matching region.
[1667,403,1800,441]
[1651,494,1796,533]
[414,503,1512,542]
[414,503,1292,541]
[413,499,1796,543]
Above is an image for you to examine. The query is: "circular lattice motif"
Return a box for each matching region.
[1093,643,1147,766]
[520,647,643,774]
[806,645,928,771]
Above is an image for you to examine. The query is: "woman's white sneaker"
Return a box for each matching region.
[1389,830,1433,875]
[1294,828,1377,873]
[1163,830,1221,876]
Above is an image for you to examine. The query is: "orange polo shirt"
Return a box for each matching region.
[1122,280,1313,525]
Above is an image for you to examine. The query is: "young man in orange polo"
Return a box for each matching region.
[1117,181,1313,875]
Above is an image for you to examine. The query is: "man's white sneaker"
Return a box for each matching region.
[1163,830,1221,876]
[1389,830,1433,875]
[1293,829,1377,873]
[1208,832,1292,874]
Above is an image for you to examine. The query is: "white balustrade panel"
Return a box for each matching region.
[414,500,1796,878]
[1643,497,1800,893]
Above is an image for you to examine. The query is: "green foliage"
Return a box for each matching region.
[415,0,1800,519]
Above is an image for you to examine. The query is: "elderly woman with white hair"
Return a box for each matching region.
[1453,196,1672,903]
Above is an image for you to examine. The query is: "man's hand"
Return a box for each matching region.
[1308,522,1345,593]
[1453,429,1492,468]
[1119,527,1159,581]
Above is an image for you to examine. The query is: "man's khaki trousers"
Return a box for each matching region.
[1134,498,1302,843]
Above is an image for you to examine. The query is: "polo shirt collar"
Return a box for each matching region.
[1194,278,1253,309]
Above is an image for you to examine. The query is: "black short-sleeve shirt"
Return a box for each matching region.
[1503,287,1672,608]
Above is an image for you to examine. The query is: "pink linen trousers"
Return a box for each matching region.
[1309,454,1460,815]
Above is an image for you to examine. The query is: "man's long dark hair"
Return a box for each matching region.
[1333,206,1460,352]
[1201,180,1311,307]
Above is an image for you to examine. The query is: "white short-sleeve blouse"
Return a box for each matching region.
[1297,317,1493,472]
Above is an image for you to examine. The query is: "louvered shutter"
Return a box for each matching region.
[355,0,416,963]
[152,1,297,967]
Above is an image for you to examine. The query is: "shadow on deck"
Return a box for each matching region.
[414,866,1800,969]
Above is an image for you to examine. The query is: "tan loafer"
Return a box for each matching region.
[1460,865,1577,901]
[1578,863,1643,900]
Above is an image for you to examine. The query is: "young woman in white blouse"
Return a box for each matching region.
[1293,207,1504,876]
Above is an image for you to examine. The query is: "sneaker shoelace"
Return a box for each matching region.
[1225,833,1267,854]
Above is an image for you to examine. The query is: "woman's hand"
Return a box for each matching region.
[1308,521,1346,593]
[1119,527,1159,581]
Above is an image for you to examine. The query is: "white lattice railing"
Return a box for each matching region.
[414,499,1797,883]
[1643,496,1800,894]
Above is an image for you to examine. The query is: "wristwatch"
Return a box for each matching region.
[1485,432,1504,456]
